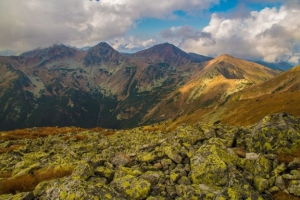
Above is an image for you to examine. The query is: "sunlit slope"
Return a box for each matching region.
[165,65,300,128]
[142,54,280,124]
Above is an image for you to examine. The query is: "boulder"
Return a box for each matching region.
[111,175,151,200]
[34,177,121,199]
[164,146,183,164]
[189,138,238,187]
[111,153,131,167]
[288,180,300,196]
[71,162,94,180]
[139,171,164,185]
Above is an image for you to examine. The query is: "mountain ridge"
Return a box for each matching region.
[0,42,297,131]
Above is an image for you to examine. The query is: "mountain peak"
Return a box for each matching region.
[20,44,78,59]
[84,42,124,65]
[214,54,236,62]
[133,43,192,65]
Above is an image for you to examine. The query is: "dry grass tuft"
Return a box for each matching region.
[103,130,116,136]
[273,191,300,200]
[0,145,23,154]
[0,171,12,179]
[277,147,300,164]
[0,127,86,141]
[75,134,87,141]
[0,167,73,195]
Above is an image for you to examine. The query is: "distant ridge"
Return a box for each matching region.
[0,41,298,131]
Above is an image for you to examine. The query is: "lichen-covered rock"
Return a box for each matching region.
[164,146,183,164]
[1,113,300,199]
[137,152,157,163]
[113,166,142,179]
[243,155,273,179]
[189,138,238,187]
[111,153,131,167]
[95,166,115,181]
[249,113,300,153]
[272,162,287,176]
[288,180,300,196]
[0,192,34,200]
[217,170,264,199]
[254,177,269,192]
[71,162,94,180]
[288,158,300,170]
[34,177,121,200]
[139,171,164,185]
[111,175,151,200]
[275,176,286,190]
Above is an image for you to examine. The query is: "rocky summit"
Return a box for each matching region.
[1,113,300,199]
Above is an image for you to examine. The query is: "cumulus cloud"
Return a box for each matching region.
[180,5,300,63]
[110,36,156,52]
[0,0,219,53]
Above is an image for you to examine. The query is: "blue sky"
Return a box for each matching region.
[0,0,299,63]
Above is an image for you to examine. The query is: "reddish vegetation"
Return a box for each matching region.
[75,134,88,141]
[0,171,12,179]
[103,130,116,136]
[0,127,87,141]
[0,167,73,195]
[0,145,23,154]
[277,147,300,164]
[274,191,300,200]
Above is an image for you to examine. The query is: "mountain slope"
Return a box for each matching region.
[141,54,280,125]
[164,65,300,128]
[220,65,300,125]
[132,43,211,66]
[0,42,212,130]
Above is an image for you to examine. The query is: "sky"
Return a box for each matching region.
[0,0,300,63]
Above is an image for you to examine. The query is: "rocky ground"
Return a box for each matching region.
[1,113,300,199]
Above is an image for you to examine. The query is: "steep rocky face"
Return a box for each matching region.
[1,113,300,199]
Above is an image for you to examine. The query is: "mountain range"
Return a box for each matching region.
[0,42,299,131]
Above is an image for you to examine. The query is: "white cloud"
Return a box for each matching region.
[180,5,300,63]
[109,36,156,52]
[0,0,219,53]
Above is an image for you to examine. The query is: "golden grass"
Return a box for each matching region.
[103,130,116,136]
[0,126,107,141]
[0,171,12,179]
[0,127,86,141]
[277,146,300,164]
[273,191,300,200]
[221,91,300,126]
[74,134,88,141]
[0,145,23,154]
[0,167,73,195]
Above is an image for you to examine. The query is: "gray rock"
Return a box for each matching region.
[166,185,177,198]
[111,175,151,200]
[288,158,300,170]
[164,146,182,164]
[275,176,286,190]
[111,153,132,167]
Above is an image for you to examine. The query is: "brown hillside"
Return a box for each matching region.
[166,65,300,127]
[142,54,280,124]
